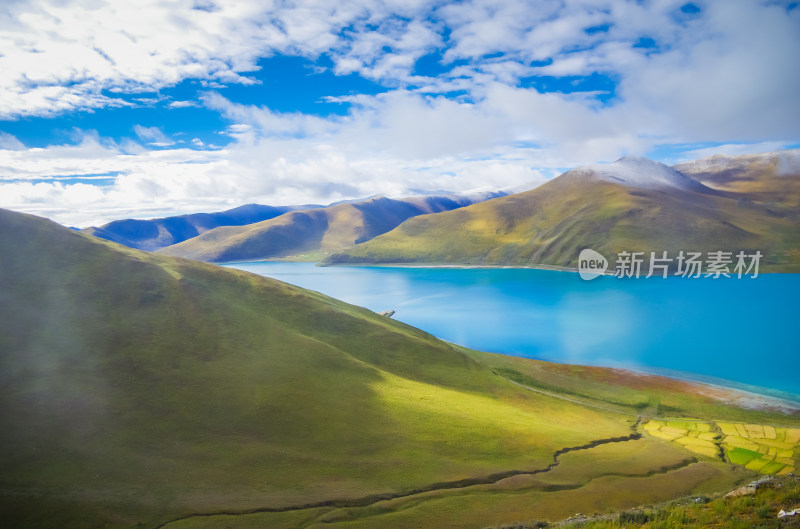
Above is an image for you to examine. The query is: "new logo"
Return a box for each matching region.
[578,248,608,280]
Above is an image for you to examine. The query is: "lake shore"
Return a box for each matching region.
[224,261,800,408]
[618,367,800,415]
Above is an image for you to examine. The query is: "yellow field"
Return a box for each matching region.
[643,420,719,458]
[644,419,799,475]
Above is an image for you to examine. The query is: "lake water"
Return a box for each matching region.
[224,262,800,402]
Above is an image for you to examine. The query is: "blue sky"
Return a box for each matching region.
[0,0,798,227]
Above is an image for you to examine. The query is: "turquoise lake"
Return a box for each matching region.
[225,262,800,402]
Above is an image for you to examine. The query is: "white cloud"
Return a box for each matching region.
[133,125,175,147]
[2,0,798,139]
[618,1,800,142]
[168,100,200,108]
[0,0,442,118]
[681,142,795,161]
[1,0,798,227]
[0,132,25,150]
[0,84,640,227]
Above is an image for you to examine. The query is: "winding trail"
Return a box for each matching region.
[154,428,644,529]
[502,377,636,415]
[156,371,738,529]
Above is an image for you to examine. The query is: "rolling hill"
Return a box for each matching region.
[324,152,800,272]
[0,207,630,528]
[81,203,320,251]
[157,193,502,263]
[1,207,797,529]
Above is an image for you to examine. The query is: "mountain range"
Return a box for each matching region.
[81,203,321,251]
[324,151,800,272]
[157,192,503,262]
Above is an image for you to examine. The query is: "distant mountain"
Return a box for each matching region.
[675,150,800,207]
[158,192,504,262]
[81,203,321,251]
[325,153,800,272]
[0,207,636,528]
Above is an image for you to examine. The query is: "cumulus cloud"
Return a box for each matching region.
[0,0,437,118]
[0,0,798,226]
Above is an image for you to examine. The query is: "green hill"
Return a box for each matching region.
[0,208,624,528]
[157,194,500,263]
[324,153,800,272]
[82,203,320,251]
[3,208,798,529]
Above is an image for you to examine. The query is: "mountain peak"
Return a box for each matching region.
[574,156,709,192]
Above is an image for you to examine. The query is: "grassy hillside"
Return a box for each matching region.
[2,207,798,529]
[493,474,800,529]
[82,203,318,251]
[325,153,800,272]
[158,195,494,263]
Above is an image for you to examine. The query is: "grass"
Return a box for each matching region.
[0,209,630,528]
[542,474,800,529]
[466,351,800,427]
[163,445,745,529]
[2,207,798,529]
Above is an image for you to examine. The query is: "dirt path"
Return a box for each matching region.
[158,375,750,528]
[154,429,645,529]
[503,377,637,416]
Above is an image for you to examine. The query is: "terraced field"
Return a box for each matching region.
[644,419,799,475]
[719,422,799,475]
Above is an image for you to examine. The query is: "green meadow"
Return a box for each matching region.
[1,208,799,529]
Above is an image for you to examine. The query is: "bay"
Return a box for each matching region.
[224,262,800,402]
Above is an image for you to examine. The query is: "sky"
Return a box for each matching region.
[1,0,799,228]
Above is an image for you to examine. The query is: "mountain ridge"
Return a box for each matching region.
[157,192,505,262]
[324,151,800,271]
[81,202,322,251]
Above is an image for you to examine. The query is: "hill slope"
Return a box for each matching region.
[0,208,635,528]
[325,154,800,271]
[81,203,319,251]
[158,194,501,263]
[4,208,799,528]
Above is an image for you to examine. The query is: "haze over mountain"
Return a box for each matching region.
[325,151,800,272]
[81,203,321,251]
[158,192,503,263]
